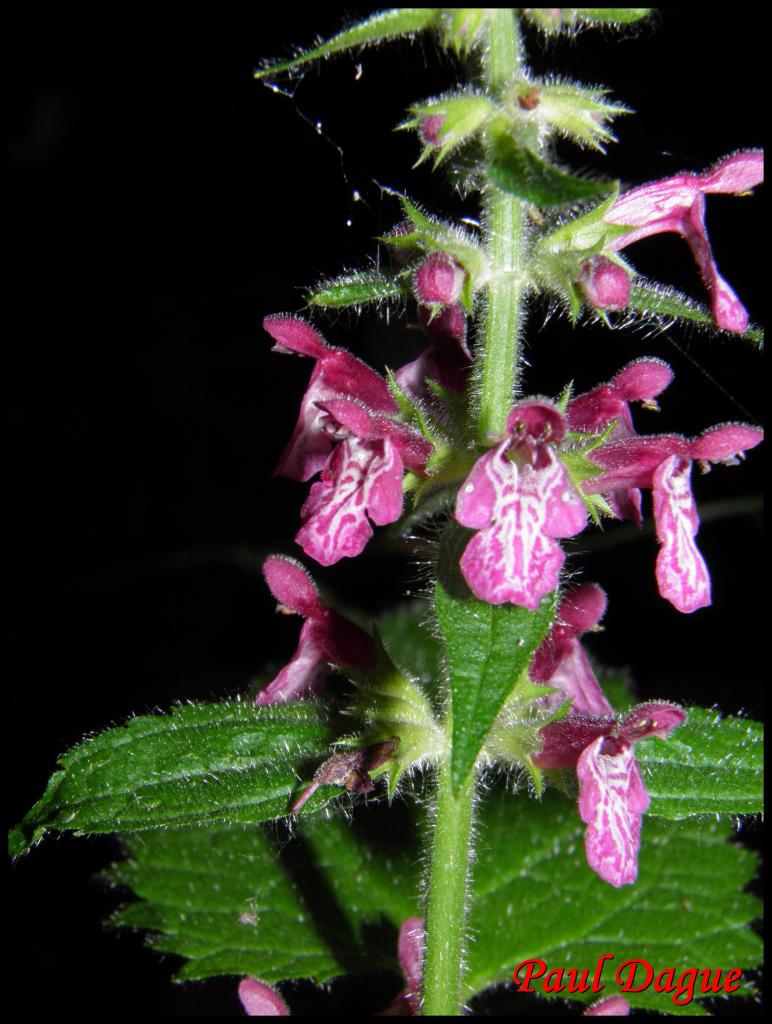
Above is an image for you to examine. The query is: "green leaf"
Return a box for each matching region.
[487,124,610,205]
[107,788,761,1014]
[637,707,764,819]
[307,269,409,309]
[434,528,556,789]
[574,8,652,24]
[254,9,441,79]
[522,8,652,32]
[10,702,347,856]
[107,801,421,983]
[377,600,443,701]
[347,631,444,795]
[626,282,764,347]
[408,93,493,167]
[466,791,761,1014]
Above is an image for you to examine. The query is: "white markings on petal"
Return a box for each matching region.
[652,455,711,613]
[577,737,649,888]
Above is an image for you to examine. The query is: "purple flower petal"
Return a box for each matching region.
[621,701,686,742]
[531,584,612,717]
[585,434,687,492]
[319,397,432,471]
[457,446,585,609]
[577,736,649,887]
[584,994,631,1016]
[296,437,403,566]
[256,619,331,704]
[398,917,424,1015]
[257,556,373,703]
[533,715,616,770]
[652,455,711,613]
[688,422,764,463]
[262,554,323,619]
[264,316,396,481]
[238,978,290,1016]
[568,357,673,435]
[606,151,764,333]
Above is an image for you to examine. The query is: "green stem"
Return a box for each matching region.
[421,754,476,1016]
[422,11,525,1014]
[476,8,525,442]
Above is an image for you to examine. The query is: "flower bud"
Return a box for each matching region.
[579,256,631,311]
[419,114,446,146]
[408,93,493,166]
[414,252,466,307]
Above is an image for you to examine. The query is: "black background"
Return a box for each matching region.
[8,8,763,1016]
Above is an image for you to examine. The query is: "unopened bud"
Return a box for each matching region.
[578,256,631,311]
[414,252,466,307]
[419,114,446,147]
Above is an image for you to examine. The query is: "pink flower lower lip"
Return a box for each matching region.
[455,400,586,610]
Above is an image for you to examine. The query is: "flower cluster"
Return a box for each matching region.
[258,154,761,903]
[455,359,762,615]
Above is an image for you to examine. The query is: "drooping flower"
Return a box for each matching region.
[531,583,612,716]
[265,317,432,565]
[455,400,587,609]
[584,995,631,1016]
[586,422,763,612]
[238,977,290,1016]
[567,357,674,524]
[395,302,470,400]
[535,701,686,887]
[256,555,373,704]
[605,150,764,333]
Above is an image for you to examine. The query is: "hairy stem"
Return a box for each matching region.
[421,753,476,1016]
[476,8,525,442]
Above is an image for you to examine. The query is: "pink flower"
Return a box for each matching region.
[535,702,686,887]
[238,919,424,1016]
[586,422,763,612]
[256,555,373,704]
[531,584,612,716]
[567,358,674,436]
[395,303,470,400]
[568,357,674,525]
[584,995,631,1016]
[378,917,424,1016]
[606,150,764,333]
[238,978,290,1016]
[455,400,587,609]
[265,317,431,565]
